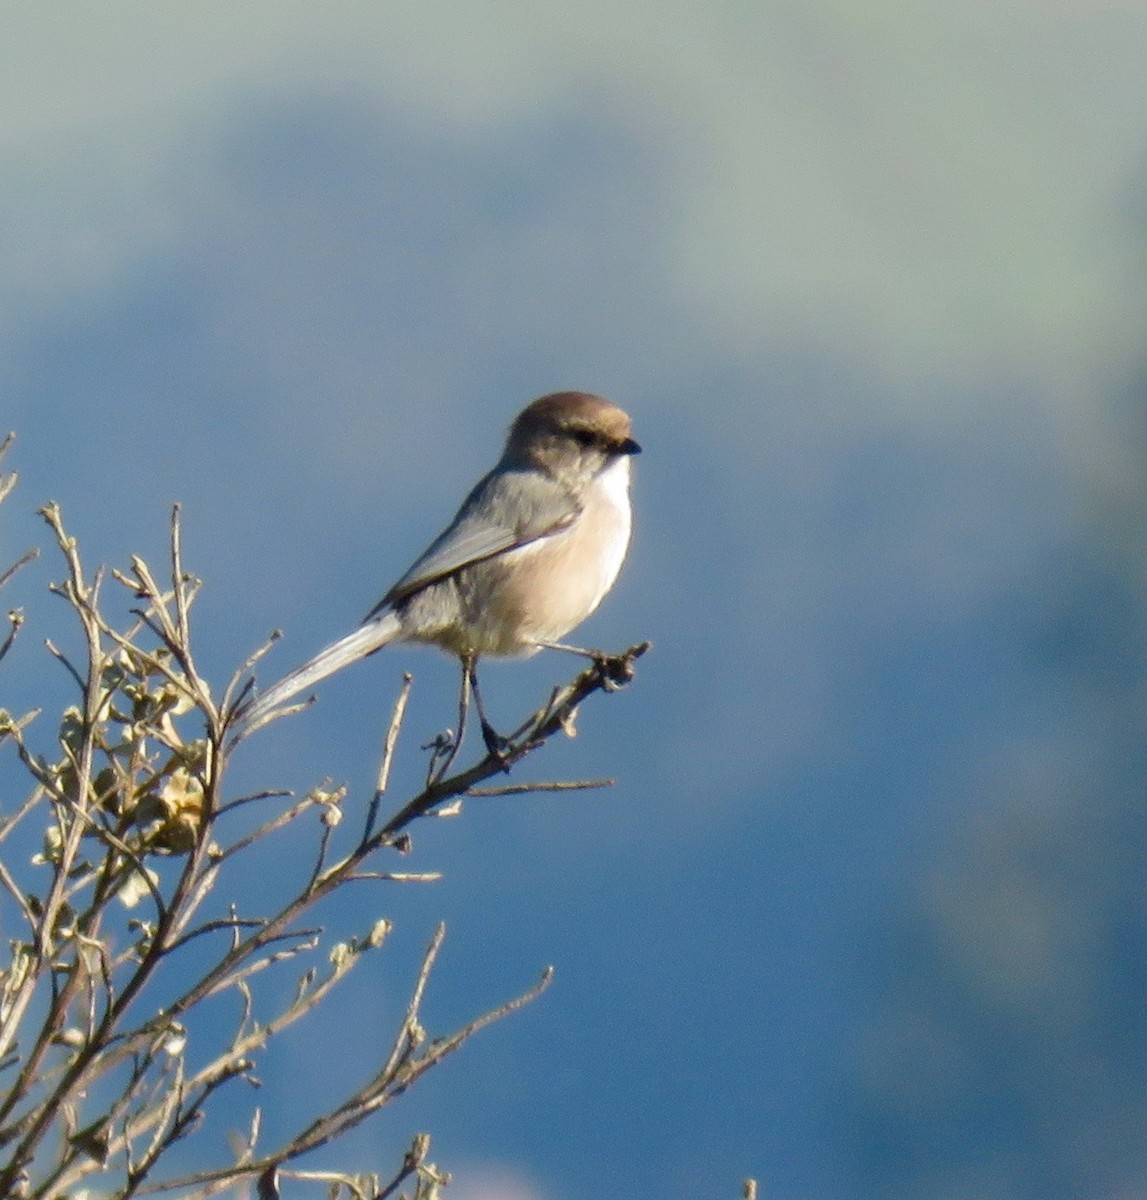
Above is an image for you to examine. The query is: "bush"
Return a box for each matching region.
[0,435,648,1200]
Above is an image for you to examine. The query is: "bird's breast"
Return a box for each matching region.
[476,456,632,652]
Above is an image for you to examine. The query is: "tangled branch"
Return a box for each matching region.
[0,482,647,1199]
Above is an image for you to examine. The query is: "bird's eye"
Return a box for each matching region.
[570,428,599,448]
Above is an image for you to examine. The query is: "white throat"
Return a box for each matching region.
[598,453,633,512]
[591,455,633,603]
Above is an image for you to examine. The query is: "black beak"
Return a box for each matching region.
[619,437,642,456]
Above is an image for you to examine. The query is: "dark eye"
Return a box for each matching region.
[570,428,599,448]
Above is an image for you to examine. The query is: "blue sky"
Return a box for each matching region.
[2,5,1146,1198]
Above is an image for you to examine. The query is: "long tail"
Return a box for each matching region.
[237,609,403,735]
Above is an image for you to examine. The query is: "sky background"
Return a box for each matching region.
[2,4,1146,1198]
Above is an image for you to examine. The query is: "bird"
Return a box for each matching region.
[236,391,640,753]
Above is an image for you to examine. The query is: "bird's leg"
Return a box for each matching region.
[469,658,511,758]
[428,657,473,783]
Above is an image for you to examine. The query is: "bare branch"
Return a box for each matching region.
[0,432,19,506]
[466,777,615,797]
[377,641,649,839]
[0,499,645,1198]
[0,547,40,595]
[362,673,414,844]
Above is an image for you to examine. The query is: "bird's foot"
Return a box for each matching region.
[422,728,464,785]
[590,649,632,692]
[480,719,513,767]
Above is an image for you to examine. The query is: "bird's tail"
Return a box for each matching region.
[235,609,403,736]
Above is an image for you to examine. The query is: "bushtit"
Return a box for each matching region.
[238,391,640,749]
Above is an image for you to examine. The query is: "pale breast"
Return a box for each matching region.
[479,456,632,652]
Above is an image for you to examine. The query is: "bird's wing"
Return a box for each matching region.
[365,466,580,617]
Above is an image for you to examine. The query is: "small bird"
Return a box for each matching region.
[238,391,640,751]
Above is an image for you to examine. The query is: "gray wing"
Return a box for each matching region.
[364,465,580,618]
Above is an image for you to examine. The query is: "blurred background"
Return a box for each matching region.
[2,4,1145,1198]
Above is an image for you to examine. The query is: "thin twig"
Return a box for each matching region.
[214,790,294,818]
[466,778,615,797]
[0,431,18,505]
[378,642,650,838]
[43,637,87,694]
[376,1133,431,1199]
[362,674,413,844]
[220,632,283,715]
[0,547,39,595]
